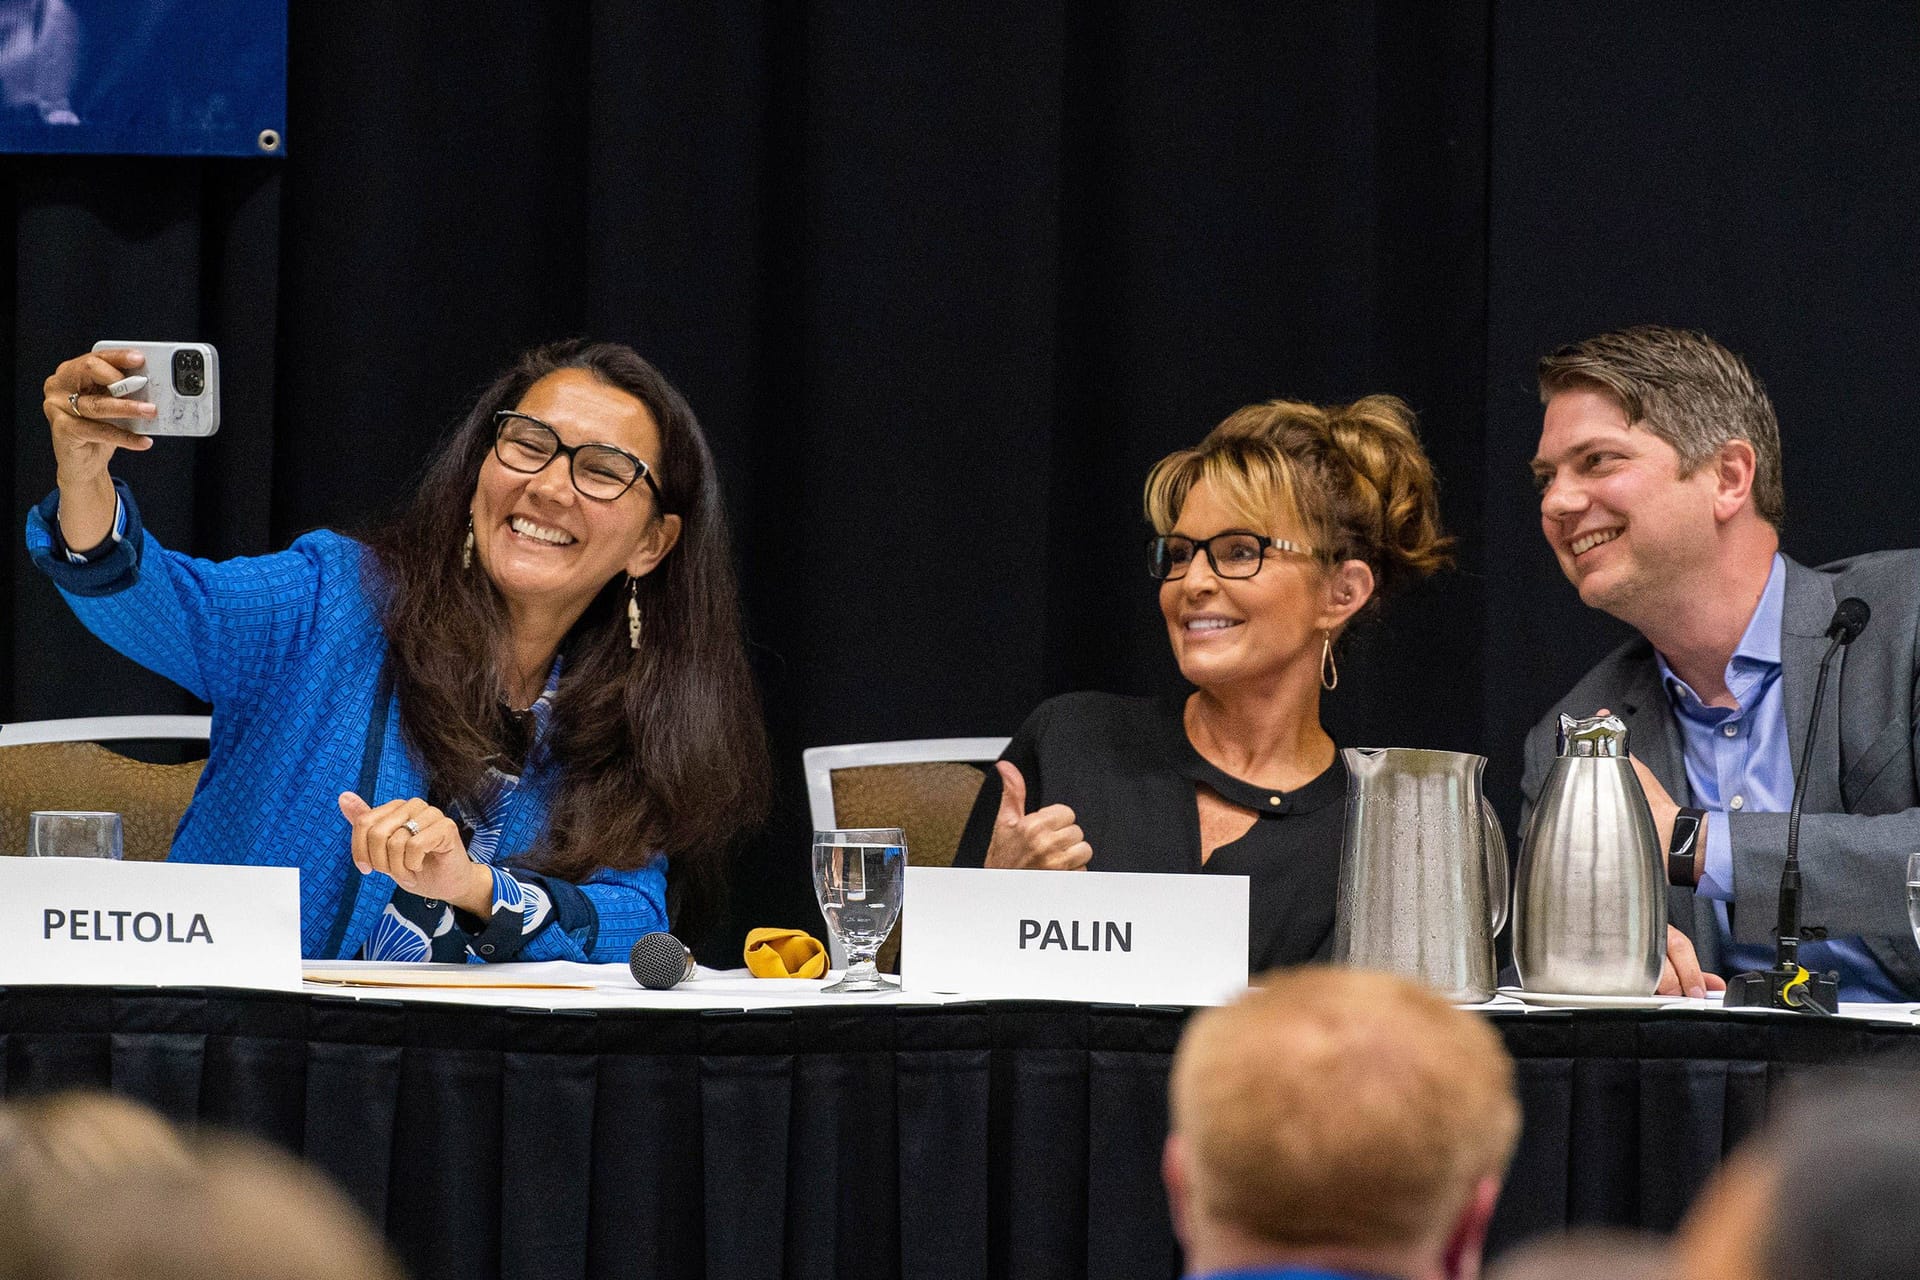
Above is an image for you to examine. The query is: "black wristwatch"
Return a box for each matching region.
[1668,806,1707,888]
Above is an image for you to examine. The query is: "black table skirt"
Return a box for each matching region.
[2,988,1917,1280]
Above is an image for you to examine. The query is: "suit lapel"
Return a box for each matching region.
[1616,650,1687,800]
[1779,556,1841,813]
[1616,646,1720,961]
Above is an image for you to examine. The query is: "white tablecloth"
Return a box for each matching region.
[293,959,1920,1023]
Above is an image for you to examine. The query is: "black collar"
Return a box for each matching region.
[1159,696,1346,817]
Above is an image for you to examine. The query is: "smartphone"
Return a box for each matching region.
[91,341,221,437]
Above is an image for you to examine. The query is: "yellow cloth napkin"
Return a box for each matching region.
[743,927,828,979]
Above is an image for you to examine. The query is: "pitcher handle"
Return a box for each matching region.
[1479,798,1510,937]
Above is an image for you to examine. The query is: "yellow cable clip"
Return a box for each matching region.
[1781,965,1812,1007]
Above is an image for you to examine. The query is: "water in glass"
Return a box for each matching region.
[813,828,906,993]
[28,811,124,860]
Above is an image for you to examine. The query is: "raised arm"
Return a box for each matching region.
[43,347,156,551]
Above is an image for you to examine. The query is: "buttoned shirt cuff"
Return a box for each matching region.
[1696,811,1735,900]
[462,866,539,962]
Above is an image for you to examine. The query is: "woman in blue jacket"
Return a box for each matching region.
[30,341,769,963]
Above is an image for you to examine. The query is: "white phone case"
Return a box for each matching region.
[91,341,221,437]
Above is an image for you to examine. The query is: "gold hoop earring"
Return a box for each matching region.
[627,575,642,651]
[461,516,474,570]
[1320,630,1339,691]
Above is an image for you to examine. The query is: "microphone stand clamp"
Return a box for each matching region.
[1722,955,1839,1016]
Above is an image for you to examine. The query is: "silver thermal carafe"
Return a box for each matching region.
[1331,748,1510,1003]
[1512,714,1664,995]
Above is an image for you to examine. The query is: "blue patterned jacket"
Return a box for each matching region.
[26,483,668,961]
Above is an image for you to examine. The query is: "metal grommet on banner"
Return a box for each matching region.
[257,128,282,153]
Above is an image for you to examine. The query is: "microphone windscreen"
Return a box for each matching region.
[629,931,693,990]
[1831,597,1871,644]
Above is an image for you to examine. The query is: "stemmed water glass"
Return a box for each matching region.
[812,828,906,993]
[1907,852,1920,954]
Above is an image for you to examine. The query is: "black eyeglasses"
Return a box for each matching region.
[492,411,667,507]
[1146,532,1316,580]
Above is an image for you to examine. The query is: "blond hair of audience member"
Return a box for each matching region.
[0,1091,194,1183]
[0,1092,406,1280]
[1165,968,1520,1280]
[1487,1228,1673,1280]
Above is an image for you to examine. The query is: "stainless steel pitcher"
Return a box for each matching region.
[1512,714,1664,995]
[1331,748,1510,1003]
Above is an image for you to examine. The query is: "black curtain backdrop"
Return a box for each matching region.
[4,1,1917,963]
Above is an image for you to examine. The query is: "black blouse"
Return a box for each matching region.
[953,691,1348,971]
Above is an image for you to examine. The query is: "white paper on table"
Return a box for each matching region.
[0,858,301,991]
[902,865,1250,1006]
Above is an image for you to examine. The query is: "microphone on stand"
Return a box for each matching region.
[1723,596,1869,1015]
[629,932,697,990]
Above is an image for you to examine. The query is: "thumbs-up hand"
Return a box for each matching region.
[983,761,1093,870]
[336,791,494,915]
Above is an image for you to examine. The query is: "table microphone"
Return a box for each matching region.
[630,932,697,990]
[1723,596,1869,1016]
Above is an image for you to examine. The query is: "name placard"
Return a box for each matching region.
[0,859,301,991]
[902,866,1249,1006]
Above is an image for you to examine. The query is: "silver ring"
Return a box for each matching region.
[67,391,82,417]
[402,819,422,836]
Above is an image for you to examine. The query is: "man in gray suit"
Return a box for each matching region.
[1523,325,1920,1001]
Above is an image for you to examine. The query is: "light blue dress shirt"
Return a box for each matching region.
[1657,554,1903,1001]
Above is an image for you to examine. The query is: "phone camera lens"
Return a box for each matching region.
[172,349,204,397]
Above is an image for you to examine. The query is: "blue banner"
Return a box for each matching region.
[0,0,287,156]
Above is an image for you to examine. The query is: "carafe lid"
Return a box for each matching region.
[1556,713,1628,758]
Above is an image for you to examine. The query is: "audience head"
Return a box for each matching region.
[0,1092,406,1280]
[1488,1228,1672,1280]
[1677,1078,1920,1280]
[0,1091,194,1183]
[1143,397,1451,694]
[1164,967,1520,1280]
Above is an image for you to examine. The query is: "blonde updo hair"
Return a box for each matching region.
[1143,394,1453,613]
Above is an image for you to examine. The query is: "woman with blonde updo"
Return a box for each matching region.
[954,396,1452,967]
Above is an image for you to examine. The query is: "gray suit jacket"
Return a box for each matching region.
[1520,552,1920,998]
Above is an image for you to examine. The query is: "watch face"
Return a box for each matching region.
[1670,809,1704,850]
[1669,810,1704,886]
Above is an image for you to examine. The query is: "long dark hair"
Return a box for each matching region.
[365,340,769,937]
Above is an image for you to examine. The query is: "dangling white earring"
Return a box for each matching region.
[1320,630,1339,691]
[627,575,642,651]
[461,516,474,570]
